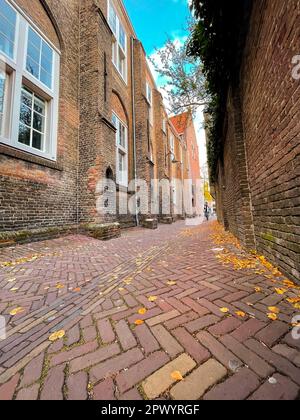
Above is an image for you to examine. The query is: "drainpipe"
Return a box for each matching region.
[131,36,139,226]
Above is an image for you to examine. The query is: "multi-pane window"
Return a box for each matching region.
[26,28,53,89]
[108,1,127,81]
[162,118,167,133]
[0,0,60,160]
[170,133,175,155]
[146,82,153,126]
[19,86,46,151]
[112,113,128,187]
[0,0,16,59]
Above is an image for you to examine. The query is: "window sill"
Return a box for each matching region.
[0,143,63,171]
[112,63,127,86]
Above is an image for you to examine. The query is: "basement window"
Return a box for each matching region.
[0,0,60,161]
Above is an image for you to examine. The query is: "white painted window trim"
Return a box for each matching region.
[112,111,128,187]
[0,0,60,161]
[108,0,127,84]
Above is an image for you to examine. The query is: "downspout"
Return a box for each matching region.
[131,36,139,226]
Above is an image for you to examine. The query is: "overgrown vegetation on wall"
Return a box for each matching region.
[187,0,252,182]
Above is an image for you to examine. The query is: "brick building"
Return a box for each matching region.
[170,111,202,215]
[0,0,201,242]
[210,0,300,282]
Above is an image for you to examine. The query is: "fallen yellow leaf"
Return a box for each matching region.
[134,320,144,326]
[118,288,125,292]
[10,287,19,292]
[220,307,229,314]
[148,296,158,302]
[49,330,65,342]
[73,287,81,292]
[267,313,277,321]
[167,281,177,286]
[171,371,184,381]
[235,311,246,318]
[56,283,64,289]
[294,303,300,310]
[254,287,261,293]
[7,278,16,283]
[275,288,286,295]
[268,306,280,314]
[138,308,147,315]
[286,297,300,304]
[9,307,24,316]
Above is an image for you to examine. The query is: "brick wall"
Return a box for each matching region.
[0,0,80,232]
[214,0,300,282]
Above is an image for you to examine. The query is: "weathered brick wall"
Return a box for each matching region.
[214,0,300,282]
[241,0,300,281]
[0,0,80,232]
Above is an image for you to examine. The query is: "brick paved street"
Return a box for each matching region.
[0,221,299,400]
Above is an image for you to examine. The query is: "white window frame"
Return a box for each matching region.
[146,82,153,126]
[0,0,60,161]
[112,112,128,187]
[108,1,127,83]
[162,118,167,133]
[170,133,175,155]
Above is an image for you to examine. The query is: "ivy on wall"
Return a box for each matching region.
[187,0,252,182]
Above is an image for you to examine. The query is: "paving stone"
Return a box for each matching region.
[245,338,300,385]
[69,343,120,373]
[50,341,98,367]
[197,331,242,371]
[255,321,290,347]
[90,348,144,384]
[170,359,227,400]
[66,325,80,347]
[115,320,137,351]
[181,297,210,316]
[40,365,65,400]
[220,335,274,378]
[97,319,116,344]
[248,374,299,400]
[146,310,181,327]
[164,311,199,330]
[20,353,44,387]
[134,324,160,355]
[93,378,116,400]
[204,368,260,400]
[151,325,183,357]
[16,384,40,400]
[67,371,88,400]
[0,374,19,400]
[208,317,242,336]
[283,332,300,350]
[116,351,170,393]
[82,326,97,343]
[186,315,219,333]
[272,344,300,367]
[142,354,196,399]
[119,388,143,400]
[172,327,210,364]
[231,319,266,342]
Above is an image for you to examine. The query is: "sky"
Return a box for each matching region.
[123,0,207,169]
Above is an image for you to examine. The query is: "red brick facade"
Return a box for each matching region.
[0,0,200,242]
[213,0,300,282]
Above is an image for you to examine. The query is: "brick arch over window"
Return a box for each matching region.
[111,90,129,125]
[14,0,62,50]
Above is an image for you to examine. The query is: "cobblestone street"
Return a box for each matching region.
[0,221,299,400]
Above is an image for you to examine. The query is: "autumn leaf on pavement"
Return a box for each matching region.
[138,308,147,315]
[49,330,65,342]
[134,320,144,325]
[254,287,262,293]
[220,307,229,313]
[171,371,184,381]
[267,313,277,321]
[294,303,300,310]
[275,288,286,295]
[56,283,64,289]
[268,306,280,314]
[167,281,177,286]
[148,296,158,302]
[73,288,81,292]
[7,278,16,283]
[9,307,24,316]
[235,311,246,318]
